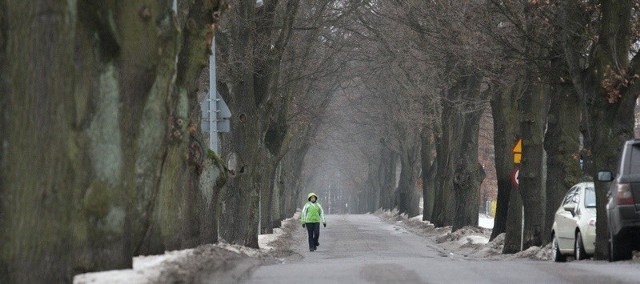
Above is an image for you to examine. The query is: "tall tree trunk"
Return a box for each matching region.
[432,76,465,227]
[260,159,277,234]
[0,1,221,282]
[421,128,435,221]
[489,83,520,241]
[396,133,421,217]
[219,90,261,248]
[272,163,284,228]
[502,186,524,254]
[1,3,79,281]
[452,75,486,231]
[379,140,398,210]
[217,1,260,248]
[518,79,548,249]
[543,80,581,244]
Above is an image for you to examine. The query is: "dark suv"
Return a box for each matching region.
[598,139,640,261]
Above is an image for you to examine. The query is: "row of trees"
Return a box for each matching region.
[1,0,639,282]
[1,0,366,282]
[312,0,640,261]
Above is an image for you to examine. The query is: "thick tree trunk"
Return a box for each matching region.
[367,151,383,213]
[0,1,222,282]
[272,163,283,228]
[421,128,435,221]
[432,74,466,227]
[543,81,581,244]
[502,186,524,254]
[518,80,548,249]
[1,3,80,282]
[219,83,261,248]
[396,133,421,217]
[452,76,486,231]
[260,159,277,234]
[378,139,398,210]
[217,1,257,248]
[489,83,520,241]
[491,82,525,253]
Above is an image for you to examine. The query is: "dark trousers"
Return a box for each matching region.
[306,222,320,250]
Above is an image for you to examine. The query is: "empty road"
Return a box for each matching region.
[245,214,640,284]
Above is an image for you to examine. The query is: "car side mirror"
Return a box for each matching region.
[597,171,614,182]
[563,203,576,213]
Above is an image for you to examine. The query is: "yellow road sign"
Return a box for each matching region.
[513,138,522,164]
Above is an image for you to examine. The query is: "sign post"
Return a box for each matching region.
[513,138,523,251]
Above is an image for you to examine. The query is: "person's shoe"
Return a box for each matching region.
[315,241,319,247]
[310,247,316,252]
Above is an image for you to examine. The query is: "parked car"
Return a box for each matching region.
[551,182,597,262]
[598,139,640,261]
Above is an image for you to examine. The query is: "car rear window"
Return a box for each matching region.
[584,187,596,208]
[630,145,640,174]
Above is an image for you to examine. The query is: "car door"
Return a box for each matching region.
[556,187,579,250]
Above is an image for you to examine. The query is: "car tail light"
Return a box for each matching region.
[616,183,635,205]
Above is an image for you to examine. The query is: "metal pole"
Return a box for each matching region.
[208,37,218,152]
[521,205,524,251]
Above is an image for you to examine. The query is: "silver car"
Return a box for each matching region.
[551,182,597,262]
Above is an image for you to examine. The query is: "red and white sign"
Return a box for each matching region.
[511,167,520,189]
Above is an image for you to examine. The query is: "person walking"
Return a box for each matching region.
[301,192,326,252]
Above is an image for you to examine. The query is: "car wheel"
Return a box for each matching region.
[574,231,588,260]
[552,234,566,262]
[609,231,632,262]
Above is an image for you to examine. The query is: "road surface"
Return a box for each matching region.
[245,214,640,284]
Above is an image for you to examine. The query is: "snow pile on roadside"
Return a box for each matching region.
[73,243,262,284]
[259,212,301,259]
[374,209,552,261]
[74,213,301,284]
[259,228,286,251]
[435,226,488,245]
[508,244,552,261]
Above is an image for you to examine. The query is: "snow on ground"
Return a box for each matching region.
[259,227,285,251]
[375,209,550,261]
[479,214,494,229]
[74,213,301,284]
[73,243,263,284]
[74,248,196,284]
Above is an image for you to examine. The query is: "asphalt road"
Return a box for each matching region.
[244,214,640,284]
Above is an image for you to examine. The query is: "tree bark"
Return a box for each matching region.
[502,185,524,254]
[379,141,398,210]
[452,75,486,231]
[543,80,581,244]
[421,128,435,221]
[396,134,421,217]
[518,79,548,249]
[489,83,520,241]
[0,1,222,282]
[432,74,466,227]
